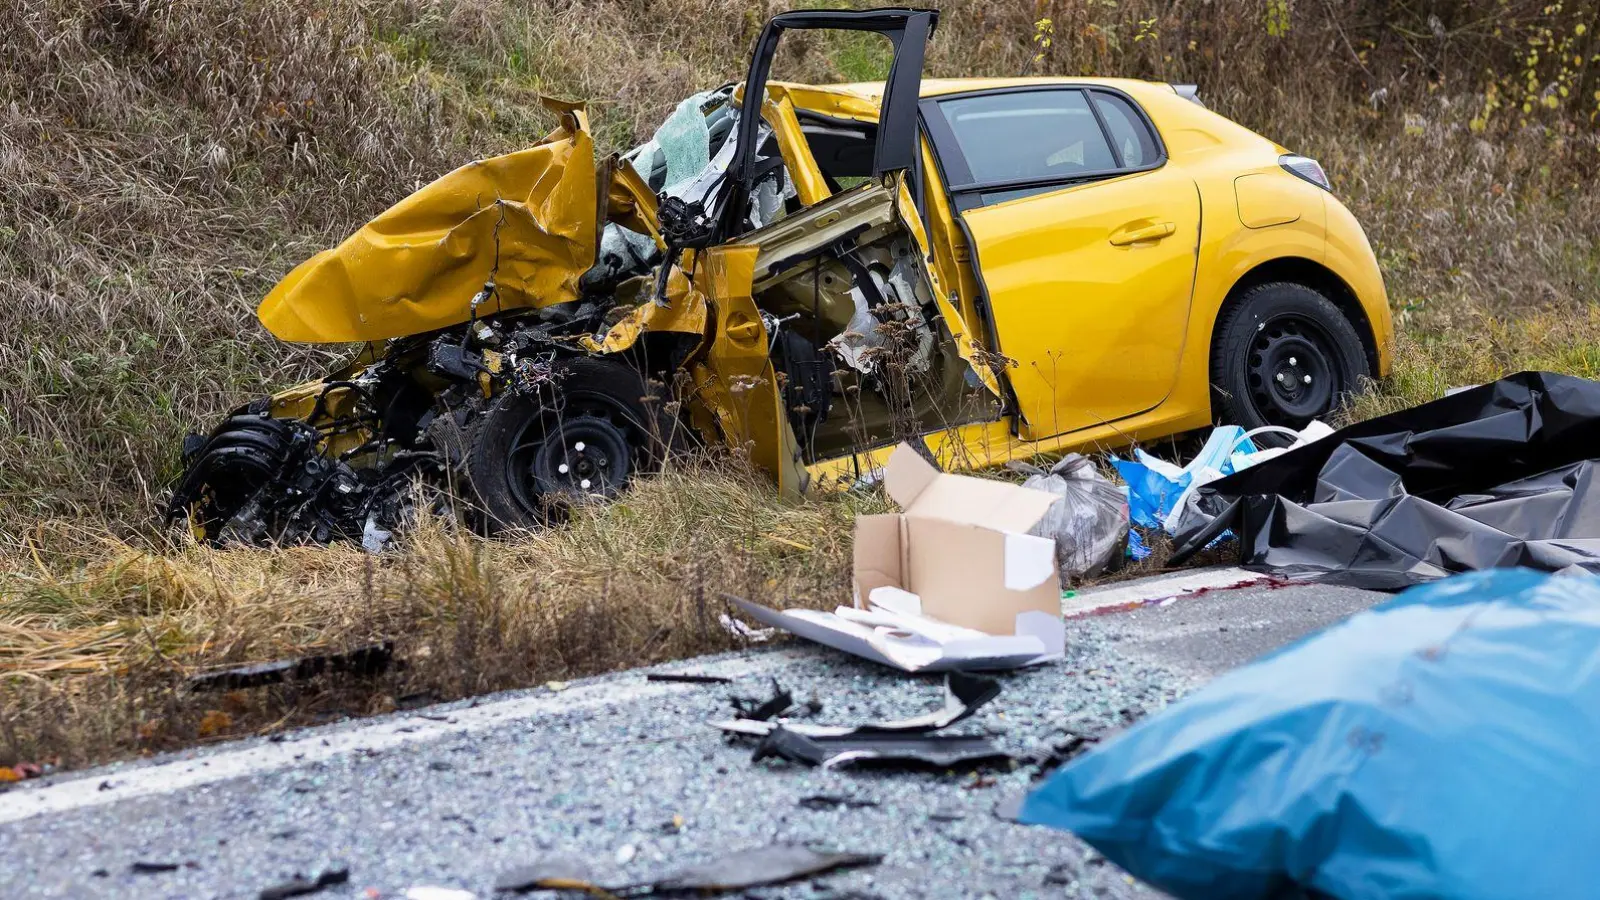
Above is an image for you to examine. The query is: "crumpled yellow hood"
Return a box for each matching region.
[258,101,599,343]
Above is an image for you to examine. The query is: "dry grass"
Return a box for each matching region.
[0,460,883,765]
[2,0,1598,766]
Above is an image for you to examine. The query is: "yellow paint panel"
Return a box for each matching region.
[762,94,832,207]
[1234,173,1303,229]
[961,169,1201,439]
[578,266,708,354]
[259,104,599,343]
[695,245,807,496]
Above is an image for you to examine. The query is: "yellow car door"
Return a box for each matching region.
[922,87,1201,440]
[669,9,949,492]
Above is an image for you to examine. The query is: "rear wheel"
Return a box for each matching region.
[1210,281,1369,438]
[465,358,676,532]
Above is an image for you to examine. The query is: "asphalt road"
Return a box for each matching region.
[0,570,1383,900]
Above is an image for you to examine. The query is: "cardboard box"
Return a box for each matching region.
[732,443,1066,672]
[854,443,1064,633]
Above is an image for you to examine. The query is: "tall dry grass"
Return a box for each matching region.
[2,0,1598,765]
[2,461,883,765]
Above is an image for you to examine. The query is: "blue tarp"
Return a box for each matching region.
[1019,569,1600,900]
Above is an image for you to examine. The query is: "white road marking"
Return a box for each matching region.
[0,651,804,826]
[1063,567,1269,618]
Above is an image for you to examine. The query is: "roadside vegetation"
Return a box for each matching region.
[2,0,1597,767]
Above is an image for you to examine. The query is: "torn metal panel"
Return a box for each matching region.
[578,265,708,354]
[753,726,1010,770]
[1171,371,1600,589]
[693,244,808,495]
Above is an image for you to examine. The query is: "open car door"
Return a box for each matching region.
[674,9,995,492]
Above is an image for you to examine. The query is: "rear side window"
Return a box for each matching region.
[1092,92,1159,168]
[936,90,1115,184]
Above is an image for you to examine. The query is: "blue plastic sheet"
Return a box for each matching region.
[1126,527,1152,561]
[1019,569,1600,900]
[1112,426,1258,533]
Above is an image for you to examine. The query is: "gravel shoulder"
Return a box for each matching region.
[0,574,1382,900]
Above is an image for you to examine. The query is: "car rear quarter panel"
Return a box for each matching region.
[1129,84,1392,416]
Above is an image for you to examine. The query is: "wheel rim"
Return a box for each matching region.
[1245,314,1345,427]
[504,397,636,520]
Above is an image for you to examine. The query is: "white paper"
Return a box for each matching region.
[728,597,1059,673]
[868,585,923,616]
[1003,532,1057,590]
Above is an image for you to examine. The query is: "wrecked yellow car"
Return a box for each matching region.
[170,8,1392,543]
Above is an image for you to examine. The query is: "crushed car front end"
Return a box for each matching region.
[169,9,988,545]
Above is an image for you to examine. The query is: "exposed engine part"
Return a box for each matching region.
[167,414,423,546]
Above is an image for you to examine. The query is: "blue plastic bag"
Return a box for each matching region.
[1019,569,1600,900]
[1112,426,1258,532]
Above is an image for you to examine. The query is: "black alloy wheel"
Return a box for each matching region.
[1211,281,1371,439]
[465,358,676,532]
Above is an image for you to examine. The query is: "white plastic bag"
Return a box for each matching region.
[1012,454,1129,579]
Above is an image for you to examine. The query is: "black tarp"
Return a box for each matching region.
[1170,371,1600,589]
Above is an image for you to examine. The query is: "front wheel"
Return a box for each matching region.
[464,358,677,532]
[1210,282,1370,438]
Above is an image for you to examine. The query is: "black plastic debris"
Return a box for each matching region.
[1030,732,1102,779]
[648,672,733,685]
[1172,372,1600,589]
[719,673,1008,770]
[258,867,349,900]
[187,642,393,692]
[755,727,1010,770]
[494,844,880,896]
[130,861,184,874]
[798,794,880,810]
[728,678,795,721]
[714,672,1000,739]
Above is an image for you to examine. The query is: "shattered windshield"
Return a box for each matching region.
[589,85,797,289]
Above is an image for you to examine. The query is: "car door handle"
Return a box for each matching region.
[1109,221,1176,246]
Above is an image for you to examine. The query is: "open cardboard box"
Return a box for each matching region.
[732,443,1066,672]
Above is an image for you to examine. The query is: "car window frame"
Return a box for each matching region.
[919,85,1168,212]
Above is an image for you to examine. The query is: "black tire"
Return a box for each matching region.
[465,357,678,532]
[1210,281,1370,438]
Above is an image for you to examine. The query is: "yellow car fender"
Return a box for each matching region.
[258,98,600,344]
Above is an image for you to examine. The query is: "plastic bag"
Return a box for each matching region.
[1113,422,1331,535]
[1012,454,1128,579]
[1170,372,1600,588]
[1019,568,1600,900]
[1111,426,1255,533]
